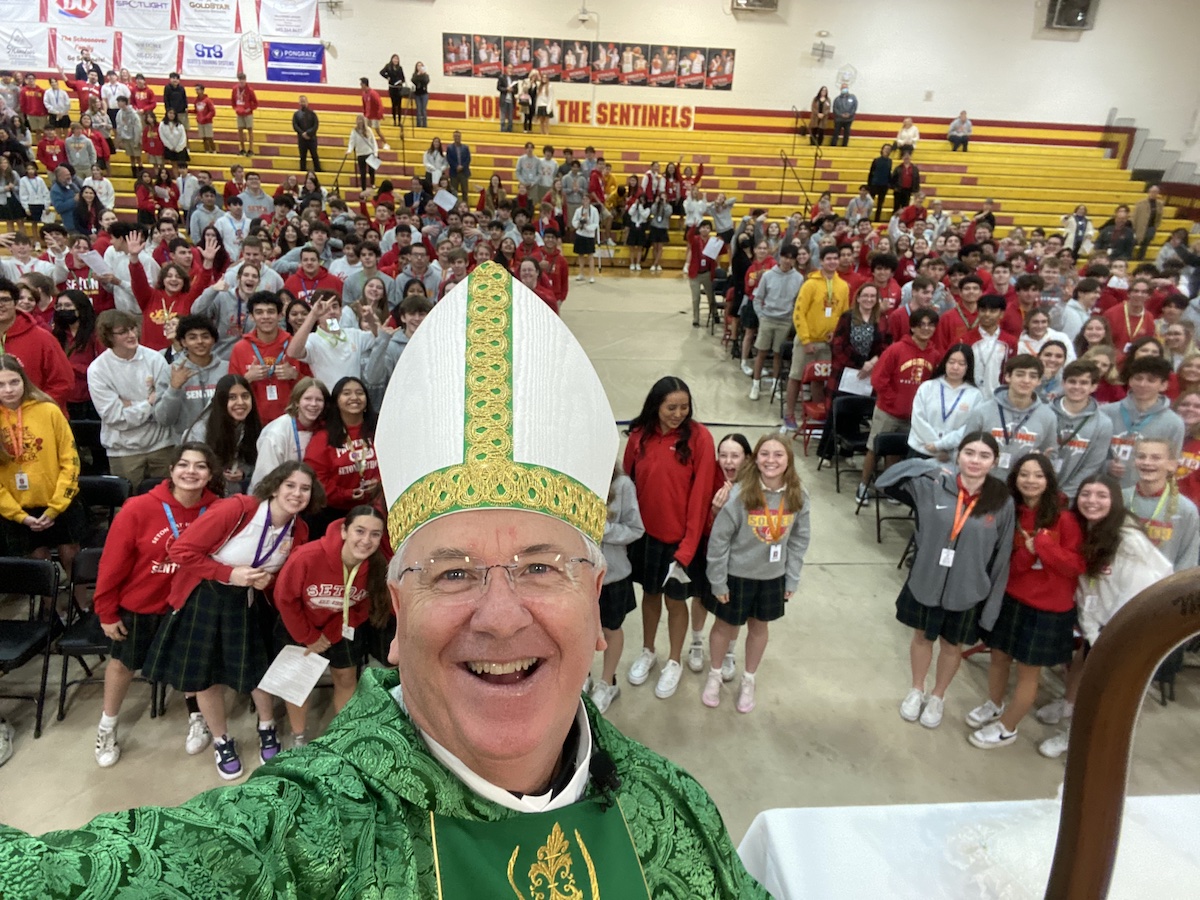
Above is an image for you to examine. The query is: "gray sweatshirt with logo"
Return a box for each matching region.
[706,484,811,596]
[1100,396,1186,489]
[1049,396,1113,499]
[961,388,1057,482]
[601,475,644,586]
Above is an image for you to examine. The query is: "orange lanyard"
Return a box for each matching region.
[2,404,22,459]
[949,489,978,542]
[1124,305,1146,342]
[763,501,786,542]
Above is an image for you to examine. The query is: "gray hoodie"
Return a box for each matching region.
[752,265,803,320]
[191,287,256,359]
[86,346,176,458]
[706,484,811,596]
[1123,486,1200,573]
[876,459,1014,629]
[602,475,644,586]
[1049,396,1113,499]
[363,329,411,410]
[152,354,229,438]
[1100,395,1186,489]
[961,387,1057,482]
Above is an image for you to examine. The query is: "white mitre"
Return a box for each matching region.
[376,262,616,548]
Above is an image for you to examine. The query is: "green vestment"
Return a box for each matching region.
[0,668,770,899]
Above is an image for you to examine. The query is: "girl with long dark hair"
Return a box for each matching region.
[184,373,261,495]
[303,376,379,535]
[907,343,982,460]
[50,289,102,421]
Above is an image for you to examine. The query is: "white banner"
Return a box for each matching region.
[55,26,115,73]
[112,0,173,32]
[177,0,237,34]
[0,24,50,69]
[118,31,178,76]
[45,0,111,29]
[0,0,40,24]
[181,33,240,79]
[258,0,317,38]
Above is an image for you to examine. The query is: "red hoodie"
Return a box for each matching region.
[933,303,981,352]
[93,481,220,623]
[1005,505,1085,614]
[0,310,72,407]
[166,494,310,611]
[304,423,380,511]
[283,268,344,302]
[871,334,939,419]
[228,330,309,423]
[275,518,374,647]
[622,421,716,567]
[129,260,213,351]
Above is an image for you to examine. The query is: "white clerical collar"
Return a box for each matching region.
[390,682,593,813]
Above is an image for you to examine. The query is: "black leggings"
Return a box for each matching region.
[388,85,404,123]
[869,187,888,222]
[357,155,374,189]
[810,127,825,146]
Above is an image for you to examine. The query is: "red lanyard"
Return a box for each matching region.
[949,489,978,542]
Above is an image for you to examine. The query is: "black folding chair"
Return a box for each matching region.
[0,558,59,738]
[77,475,132,546]
[134,477,162,496]
[770,334,795,413]
[854,433,918,542]
[68,419,108,476]
[816,395,874,493]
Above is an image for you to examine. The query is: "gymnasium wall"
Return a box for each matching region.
[289,0,1200,163]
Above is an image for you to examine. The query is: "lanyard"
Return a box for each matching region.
[939,383,966,425]
[1127,487,1170,529]
[1124,305,1146,342]
[1119,404,1162,434]
[342,562,362,628]
[252,506,293,568]
[824,276,834,306]
[318,326,346,345]
[2,404,22,460]
[290,416,302,459]
[956,303,978,329]
[162,502,207,539]
[251,338,287,376]
[761,491,786,542]
[997,405,1033,445]
[949,489,979,543]
[1057,412,1094,448]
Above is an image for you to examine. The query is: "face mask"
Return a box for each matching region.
[53,309,78,326]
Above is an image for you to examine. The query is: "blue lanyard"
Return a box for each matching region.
[252,506,293,568]
[939,382,966,425]
[162,502,206,539]
[290,416,302,459]
[1120,404,1162,434]
[251,338,287,376]
[997,405,1033,445]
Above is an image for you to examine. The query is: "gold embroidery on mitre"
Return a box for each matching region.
[387,262,605,546]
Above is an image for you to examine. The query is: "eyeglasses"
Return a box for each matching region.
[397,551,595,599]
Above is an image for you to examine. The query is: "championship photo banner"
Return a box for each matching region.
[117,30,180,76]
[0,23,49,68]
[112,0,173,32]
[53,25,114,72]
[44,0,111,29]
[0,0,39,24]
[177,0,237,34]
[257,0,318,39]
[181,33,240,79]
[264,39,323,83]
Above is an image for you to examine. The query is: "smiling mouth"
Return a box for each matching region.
[465,658,542,685]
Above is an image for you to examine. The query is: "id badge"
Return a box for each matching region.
[769,544,782,563]
[998,452,1012,470]
[1083,594,1098,613]
[327,318,341,332]
[265,384,278,401]
[1032,559,1044,570]
[14,471,29,491]
[1115,443,1132,461]
[824,307,832,318]
[939,548,955,567]
[342,624,356,641]
[1052,456,1064,474]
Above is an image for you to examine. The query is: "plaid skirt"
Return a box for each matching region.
[980,594,1077,667]
[599,576,637,631]
[704,574,787,626]
[628,534,709,602]
[108,610,167,673]
[895,583,981,646]
[272,616,365,671]
[143,581,272,694]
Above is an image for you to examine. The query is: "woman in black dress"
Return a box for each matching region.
[379,55,406,127]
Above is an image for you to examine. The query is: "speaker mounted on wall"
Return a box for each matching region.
[1046,0,1098,30]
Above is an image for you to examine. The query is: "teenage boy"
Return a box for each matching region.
[686,220,720,328]
[342,241,396,304]
[785,244,848,419]
[152,314,229,438]
[933,273,983,349]
[989,259,1016,303]
[887,275,937,345]
[1103,275,1157,357]
[1100,355,1185,489]
[193,84,216,153]
[283,246,343,301]
[1060,277,1102,341]
[962,354,1058,482]
[231,73,258,156]
[749,245,802,402]
[539,230,569,307]
[965,294,1017,399]
[362,292,432,408]
[1000,273,1044,339]
[857,307,941,501]
[866,252,902,310]
[1047,359,1113,500]
[286,292,378,389]
[228,292,305,423]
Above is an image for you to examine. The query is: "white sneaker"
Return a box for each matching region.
[291,733,309,749]
[654,660,683,699]
[95,726,120,768]
[627,648,657,685]
[1039,731,1070,759]
[590,680,620,714]
[634,264,641,271]
[969,722,1018,750]
[185,712,212,756]
[721,651,736,682]
[629,263,635,270]
[749,380,761,401]
[1036,698,1074,725]
[701,669,722,707]
[686,637,705,673]
[736,676,756,713]
[582,675,594,695]
[919,695,945,728]
[741,361,754,377]
[576,274,584,282]
[382,143,391,150]
[899,688,925,722]
[0,719,12,767]
[588,277,595,283]
[965,698,1005,728]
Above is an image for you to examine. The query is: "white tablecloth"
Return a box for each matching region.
[737,794,1200,899]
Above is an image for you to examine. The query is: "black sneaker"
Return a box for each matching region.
[214,738,243,780]
[258,726,282,763]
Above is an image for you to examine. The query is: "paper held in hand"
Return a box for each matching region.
[838,367,875,397]
[702,236,724,260]
[662,560,692,588]
[434,189,459,212]
[257,644,330,707]
[365,153,382,171]
[81,250,112,277]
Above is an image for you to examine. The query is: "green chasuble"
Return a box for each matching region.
[0,668,770,899]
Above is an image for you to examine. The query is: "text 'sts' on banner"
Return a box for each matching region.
[181,34,241,80]
[265,40,324,83]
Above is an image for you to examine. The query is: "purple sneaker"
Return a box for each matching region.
[258,726,282,763]
[214,737,243,780]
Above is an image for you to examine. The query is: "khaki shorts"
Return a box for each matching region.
[117,138,140,156]
[27,115,46,132]
[366,118,381,129]
[866,406,909,450]
[790,338,830,380]
[197,123,213,138]
[755,315,793,354]
[236,114,254,129]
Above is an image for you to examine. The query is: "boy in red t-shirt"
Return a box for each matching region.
[231,73,258,156]
[227,293,307,422]
[193,84,216,153]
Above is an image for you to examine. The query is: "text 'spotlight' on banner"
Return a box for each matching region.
[264,40,323,83]
[54,26,114,72]
[257,0,319,39]
[181,33,240,79]
[112,0,174,32]
[177,0,238,34]
[0,24,49,68]
[0,0,40,23]
[116,31,180,76]
[45,0,111,28]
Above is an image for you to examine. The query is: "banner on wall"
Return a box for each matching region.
[530,37,560,81]
[257,0,318,39]
[264,39,323,82]
[472,33,501,78]
[54,25,114,71]
[117,31,180,75]
[177,0,237,34]
[500,36,530,77]
[706,48,734,90]
[0,0,40,23]
[442,32,471,76]
[590,41,618,85]
[618,42,647,86]
[181,33,240,79]
[676,46,707,89]
[0,23,49,67]
[112,0,173,32]
[561,40,589,83]
[45,0,111,29]
[648,45,677,87]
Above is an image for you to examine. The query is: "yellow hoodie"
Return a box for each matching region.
[793,271,850,345]
[0,399,80,523]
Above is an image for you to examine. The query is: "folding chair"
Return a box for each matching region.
[796,360,831,455]
[0,558,59,738]
[817,395,874,493]
[77,475,132,546]
[706,271,727,335]
[68,418,107,476]
[770,336,795,412]
[854,432,918,542]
